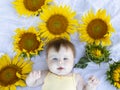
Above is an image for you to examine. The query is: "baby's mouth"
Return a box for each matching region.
[57,67,64,70]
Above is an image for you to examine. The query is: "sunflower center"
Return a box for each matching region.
[46,14,68,35]
[23,0,45,11]
[18,33,40,52]
[92,49,102,57]
[87,19,108,39]
[0,65,21,86]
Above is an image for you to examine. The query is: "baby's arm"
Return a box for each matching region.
[26,70,48,87]
[76,73,85,90]
[76,74,99,90]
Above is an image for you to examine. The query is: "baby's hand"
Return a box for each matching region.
[85,76,99,90]
[26,71,41,87]
[88,76,99,86]
[29,70,41,80]
[26,70,41,87]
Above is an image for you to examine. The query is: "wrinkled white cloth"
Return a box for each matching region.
[0,0,120,90]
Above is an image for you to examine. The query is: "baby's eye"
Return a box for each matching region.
[52,58,58,60]
[64,58,68,60]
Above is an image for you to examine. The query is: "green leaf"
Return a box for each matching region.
[74,57,90,69]
[74,63,88,69]
[79,57,90,64]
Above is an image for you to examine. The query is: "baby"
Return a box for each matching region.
[26,38,99,90]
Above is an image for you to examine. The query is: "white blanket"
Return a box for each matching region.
[0,0,120,90]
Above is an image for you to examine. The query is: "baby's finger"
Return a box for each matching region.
[89,75,95,80]
[38,71,41,75]
[33,71,37,76]
[38,71,41,78]
[94,79,100,85]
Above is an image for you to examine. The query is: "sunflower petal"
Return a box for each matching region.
[9,85,16,90]
[15,80,26,87]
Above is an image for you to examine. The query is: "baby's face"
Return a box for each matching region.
[47,46,74,75]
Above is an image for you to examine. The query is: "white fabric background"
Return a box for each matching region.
[0,0,120,90]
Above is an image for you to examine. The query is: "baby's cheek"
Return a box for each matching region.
[66,60,74,66]
[48,61,55,66]
[65,63,74,70]
[49,63,57,70]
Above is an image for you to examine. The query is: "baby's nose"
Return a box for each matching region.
[58,59,64,64]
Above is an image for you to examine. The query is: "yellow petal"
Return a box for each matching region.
[12,55,19,65]
[1,87,9,90]
[22,62,33,74]
[9,85,16,90]
[16,72,22,78]
[15,80,26,87]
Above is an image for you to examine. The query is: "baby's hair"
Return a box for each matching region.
[46,38,76,57]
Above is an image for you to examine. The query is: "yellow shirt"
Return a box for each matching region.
[42,72,76,90]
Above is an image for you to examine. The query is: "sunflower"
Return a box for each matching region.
[85,43,111,64]
[12,0,52,16]
[38,5,78,41]
[74,43,111,68]
[13,27,44,58]
[106,61,120,89]
[0,54,33,90]
[79,9,115,46]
